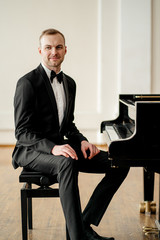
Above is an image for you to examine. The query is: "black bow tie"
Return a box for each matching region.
[50,70,63,84]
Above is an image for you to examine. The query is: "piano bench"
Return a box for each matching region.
[19,168,70,240]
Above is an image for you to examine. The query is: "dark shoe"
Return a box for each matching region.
[85,225,115,240]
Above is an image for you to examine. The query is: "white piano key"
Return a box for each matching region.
[105,126,119,141]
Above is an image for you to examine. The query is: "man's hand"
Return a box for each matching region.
[51,144,78,160]
[81,140,100,159]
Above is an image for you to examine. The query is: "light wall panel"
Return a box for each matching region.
[0,0,155,144]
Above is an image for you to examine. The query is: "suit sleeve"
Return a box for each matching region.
[14,78,54,153]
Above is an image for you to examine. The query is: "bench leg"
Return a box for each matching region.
[27,183,33,229]
[21,186,28,240]
[28,197,32,229]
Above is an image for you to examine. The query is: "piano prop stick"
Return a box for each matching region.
[101,94,160,236]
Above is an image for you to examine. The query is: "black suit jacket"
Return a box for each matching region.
[12,64,87,169]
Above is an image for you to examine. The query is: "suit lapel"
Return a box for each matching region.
[59,74,69,132]
[37,64,59,125]
[37,65,72,132]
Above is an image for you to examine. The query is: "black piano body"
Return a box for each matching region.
[101,94,160,217]
[101,94,160,168]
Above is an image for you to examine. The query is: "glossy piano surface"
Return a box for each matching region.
[101,94,160,167]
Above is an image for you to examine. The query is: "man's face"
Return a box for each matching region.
[38,33,67,73]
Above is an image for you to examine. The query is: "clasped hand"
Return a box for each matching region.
[51,140,100,160]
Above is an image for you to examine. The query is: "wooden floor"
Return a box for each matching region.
[0,146,160,240]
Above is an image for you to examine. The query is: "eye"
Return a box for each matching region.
[56,45,63,50]
[45,46,51,50]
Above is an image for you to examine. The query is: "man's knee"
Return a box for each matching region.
[59,157,78,174]
[57,157,78,184]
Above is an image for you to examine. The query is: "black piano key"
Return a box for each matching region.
[113,123,133,139]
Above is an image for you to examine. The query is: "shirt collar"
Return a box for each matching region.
[41,63,62,79]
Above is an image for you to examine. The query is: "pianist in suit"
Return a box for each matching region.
[12,28,129,240]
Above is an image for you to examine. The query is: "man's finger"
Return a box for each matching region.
[63,145,78,160]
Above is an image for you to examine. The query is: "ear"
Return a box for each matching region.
[65,46,67,54]
[38,47,42,55]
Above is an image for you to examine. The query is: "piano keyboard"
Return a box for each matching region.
[105,126,119,141]
[104,123,134,142]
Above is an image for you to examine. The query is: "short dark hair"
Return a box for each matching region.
[39,28,65,46]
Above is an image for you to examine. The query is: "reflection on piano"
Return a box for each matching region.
[101,94,160,220]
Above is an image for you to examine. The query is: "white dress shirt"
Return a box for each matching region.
[42,64,66,126]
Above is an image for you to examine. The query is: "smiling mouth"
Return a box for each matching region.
[50,58,59,61]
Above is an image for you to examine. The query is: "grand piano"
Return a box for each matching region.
[101,94,160,232]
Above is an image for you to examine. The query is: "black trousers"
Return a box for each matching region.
[26,145,129,240]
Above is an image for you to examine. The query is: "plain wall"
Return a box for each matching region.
[0,0,159,144]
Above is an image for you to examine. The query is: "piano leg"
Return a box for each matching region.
[140,169,159,237]
[139,168,156,214]
[155,174,160,234]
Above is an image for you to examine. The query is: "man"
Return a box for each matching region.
[12,28,129,240]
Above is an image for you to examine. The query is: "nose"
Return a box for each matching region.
[51,47,57,55]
